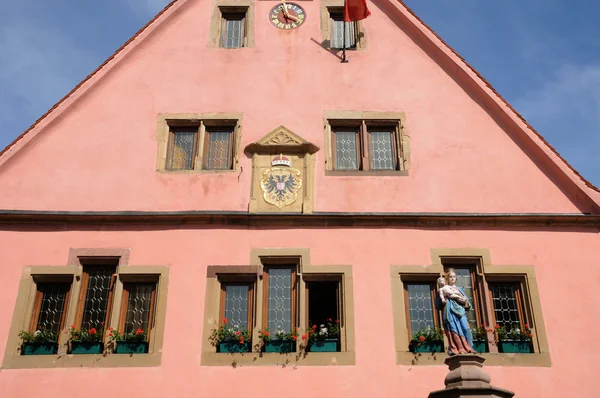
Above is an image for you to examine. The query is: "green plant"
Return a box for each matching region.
[68,324,103,342]
[470,324,489,341]
[301,318,340,342]
[107,327,147,343]
[494,323,533,342]
[410,326,444,345]
[209,318,251,345]
[19,327,58,343]
[259,326,299,342]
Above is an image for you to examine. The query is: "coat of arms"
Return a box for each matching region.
[260,154,303,209]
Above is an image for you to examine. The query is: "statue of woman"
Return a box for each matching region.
[436,269,477,355]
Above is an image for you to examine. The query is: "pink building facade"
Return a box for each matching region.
[1,1,599,396]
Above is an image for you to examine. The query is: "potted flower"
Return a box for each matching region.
[302,319,340,352]
[494,323,533,353]
[209,318,251,353]
[19,327,59,355]
[470,324,489,353]
[259,327,298,353]
[68,324,104,354]
[410,326,444,353]
[108,327,149,354]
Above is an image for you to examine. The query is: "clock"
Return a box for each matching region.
[269,2,306,30]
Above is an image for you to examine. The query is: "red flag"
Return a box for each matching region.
[344,0,371,22]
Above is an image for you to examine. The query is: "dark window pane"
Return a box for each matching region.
[206,130,232,170]
[221,15,245,48]
[370,130,395,170]
[267,268,292,336]
[406,284,435,333]
[37,283,70,336]
[124,283,156,336]
[330,14,356,49]
[490,284,521,331]
[169,131,196,170]
[81,267,114,330]
[334,131,358,170]
[224,285,249,329]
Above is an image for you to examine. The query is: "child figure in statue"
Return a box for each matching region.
[436,270,477,355]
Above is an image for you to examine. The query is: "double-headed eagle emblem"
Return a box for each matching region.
[260,154,302,209]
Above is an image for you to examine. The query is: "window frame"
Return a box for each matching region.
[75,263,117,339]
[219,279,255,331]
[324,111,409,175]
[219,8,247,48]
[156,113,242,174]
[328,10,358,49]
[402,280,441,339]
[488,279,529,332]
[166,126,199,171]
[262,266,298,334]
[3,249,169,369]
[320,3,366,50]
[29,281,71,336]
[118,281,158,342]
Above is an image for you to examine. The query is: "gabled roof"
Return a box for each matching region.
[1,0,598,209]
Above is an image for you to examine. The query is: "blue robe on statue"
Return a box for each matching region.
[435,286,474,348]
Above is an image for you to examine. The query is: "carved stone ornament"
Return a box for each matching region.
[260,154,303,209]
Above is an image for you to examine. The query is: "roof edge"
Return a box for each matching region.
[0,0,185,166]
[390,0,600,203]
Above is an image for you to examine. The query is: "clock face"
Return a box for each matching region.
[269,3,306,30]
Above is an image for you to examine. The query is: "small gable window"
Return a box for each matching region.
[329,11,357,49]
[219,7,248,48]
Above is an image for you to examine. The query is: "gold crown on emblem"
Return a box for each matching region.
[271,154,291,167]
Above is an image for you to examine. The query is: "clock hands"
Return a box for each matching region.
[280,1,298,22]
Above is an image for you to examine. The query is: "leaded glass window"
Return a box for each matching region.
[122,283,156,336]
[490,284,523,332]
[406,283,436,334]
[223,285,250,329]
[33,283,70,337]
[449,267,478,327]
[334,130,359,170]
[220,13,245,48]
[370,130,395,170]
[168,129,196,170]
[205,130,232,170]
[265,268,295,337]
[79,267,115,331]
[330,13,357,49]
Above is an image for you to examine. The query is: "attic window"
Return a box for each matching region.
[220,7,247,48]
[329,11,357,49]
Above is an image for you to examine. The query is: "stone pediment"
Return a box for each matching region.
[245,125,319,154]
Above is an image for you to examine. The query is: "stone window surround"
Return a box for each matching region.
[390,248,551,367]
[319,0,367,50]
[155,113,243,173]
[323,111,411,176]
[207,0,255,48]
[201,248,356,366]
[2,248,169,369]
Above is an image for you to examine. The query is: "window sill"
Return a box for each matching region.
[201,351,355,366]
[325,170,409,177]
[396,351,550,367]
[2,352,162,369]
[157,169,237,174]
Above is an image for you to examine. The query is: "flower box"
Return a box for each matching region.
[498,340,532,353]
[264,340,296,353]
[21,342,58,355]
[70,341,104,354]
[307,339,338,352]
[472,340,488,353]
[218,341,251,353]
[115,341,149,354]
[412,341,444,353]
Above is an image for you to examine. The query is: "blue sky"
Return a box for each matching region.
[1,0,599,186]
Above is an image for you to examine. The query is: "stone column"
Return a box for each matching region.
[428,355,515,398]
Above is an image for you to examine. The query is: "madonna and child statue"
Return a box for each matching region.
[436,268,477,355]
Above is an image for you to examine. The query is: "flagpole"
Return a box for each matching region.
[341,19,348,63]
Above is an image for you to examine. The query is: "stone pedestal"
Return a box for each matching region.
[428,355,515,398]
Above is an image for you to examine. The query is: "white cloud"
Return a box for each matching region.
[512,63,600,185]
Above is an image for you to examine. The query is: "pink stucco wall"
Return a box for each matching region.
[1,1,599,397]
[0,0,593,214]
[0,227,598,397]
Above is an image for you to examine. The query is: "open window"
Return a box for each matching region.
[306,279,341,351]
